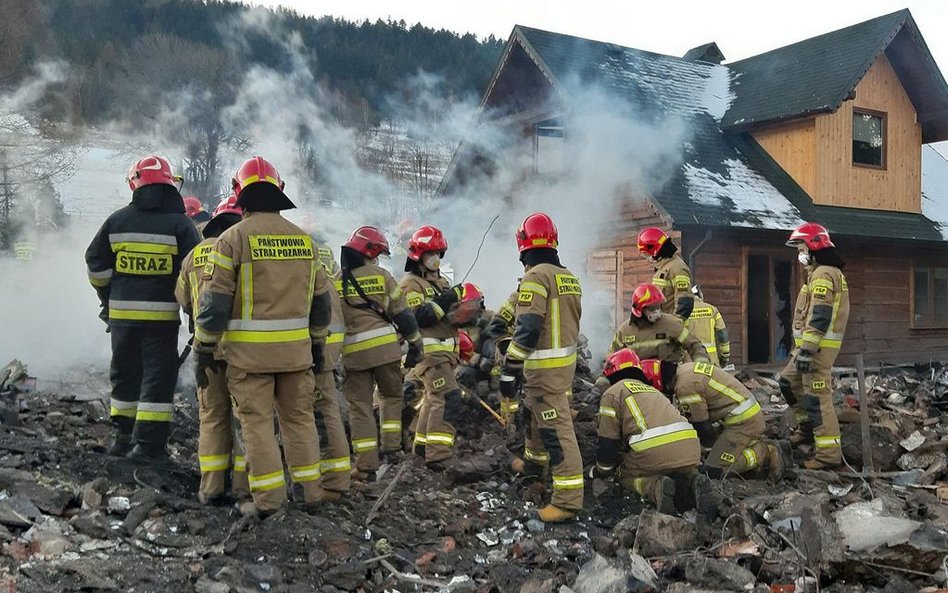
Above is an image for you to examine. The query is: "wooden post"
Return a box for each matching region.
[856,354,874,473]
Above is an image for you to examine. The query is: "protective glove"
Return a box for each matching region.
[194,344,220,389]
[402,380,418,404]
[718,356,730,369]
[404,341,423,369]
[499,357,524,399]
[481,339,496,362]
[433,285,462,311]
[457,365,478,388]
[795,348,814,374]
[98,306,110,333]
[693,420,717,448]
[311,340,325,374]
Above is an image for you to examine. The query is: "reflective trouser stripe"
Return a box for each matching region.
[352,438,378,452]
[249,470,285,492]
[321,457,351,473]
[524,448,550,463]
[422,337,458,354]
[815,435,841,449]
[414,433,428,445]
[290,463,321,483]
[136,402,173,422]
[742,448,759,470]
[110,399,137,418]
[426,432,455,446]
[524,345,577,370]
[380,420,402,434]
[233,456,246,472]
[627,422,697,452]
[552,474,585,490]
[199,454,231,472]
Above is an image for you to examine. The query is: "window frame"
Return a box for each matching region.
[533,119,565,176]
[911,262,948,329]
[851,107,887,171]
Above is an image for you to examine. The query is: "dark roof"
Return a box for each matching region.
[723,10,948,142]
[682,43,725,64]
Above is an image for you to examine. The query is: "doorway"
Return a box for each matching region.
[746,253,795,364]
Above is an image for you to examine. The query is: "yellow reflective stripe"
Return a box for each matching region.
[290,463,321,482]
[500,400,520,413]
[240,262,253,320]
[651,278,669,287]
[199,454,231,472]
[222,328,310,343]
[524,352,576,370]
[109,309,180,321]
[677,394,703,405]
[321,457,351,473]
[723,401,761,426]
[430,301,445,320]
[188,270,199,313]
[629,339,671,350]
[708,379,744,404]
[422,338,459,354]
[306,261,316,311]
[195,326,222,343]
[524,448,550,462]
[623,394,648,432]
[506,342,532,361]
[233,456,246,472]
[426,432,455,446]
[550,297,561,348]
[520,281,548,298]
[208,251,234,271]
[677,328,690,342]
[814,435,841,449]
[110,406,137,418]
[632,477,647,495]
[811,278,833,289]
[598,406,617,418]
[352,438,378,452]
[742,448,759,469]
[413,433,428,445]
[801,332,821,345]
[629,427,698,452]
[111,242,177,255]
[136,410,172,422]
[381,420,402,433]
[249,470,285,492]
[343,333,399,354]
[704,345,718,354]
[552,474,585,490]
[326,333,344,344]
[390,286,403,300]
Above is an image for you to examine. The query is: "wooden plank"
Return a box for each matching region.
[751,118,816,197]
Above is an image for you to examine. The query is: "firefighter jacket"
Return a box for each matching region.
[610,313,708,362]
[673,362,761,426]
[85,186,201,326]
[176,238,221,359]
[337,262,420,371]
[484,291,518,341]
[596,378,700,475]
[507,264,582,395]
[315,241,340,275]
[686,297,730,365]
[399,270,458,373]
[458,309,495,369]
[195,212,332,373]
[324,287,346,370]
[793,265,849,353]
[652,254,694,319]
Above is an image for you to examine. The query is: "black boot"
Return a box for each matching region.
[126,442,168,462]
[107,434,132,457]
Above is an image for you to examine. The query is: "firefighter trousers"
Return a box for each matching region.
[313,370,351,492]
[618,466,697,510]
[344,362,404,471]
[524,390,584,511]
[226,366,322,512]
[109,325,179,446]
[197,364,249,501]
[414,362,461,463]
[780,347,842,465]
[705,413,769,476]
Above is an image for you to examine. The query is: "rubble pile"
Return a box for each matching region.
[0,359,947,592]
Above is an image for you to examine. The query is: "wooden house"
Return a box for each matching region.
[440,9,948,366]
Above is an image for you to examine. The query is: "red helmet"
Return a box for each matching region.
[640,359,663,391]
[637,227,670,257]
[631,283,666,318]
[183,197,205,219]
[126,155,176,191]
[460,282,484,304]
[213,194,243,218]
[232,156,285,196]
[407,226,448,261]
[516,212,558,253]
[458,331,474,362]
[603,348,641,378]
[787,222,834,250]
[345,226,390,259]
[450,283,485,325]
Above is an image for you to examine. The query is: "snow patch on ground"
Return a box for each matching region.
[922,145,948,240]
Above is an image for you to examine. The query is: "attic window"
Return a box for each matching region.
[535,120,564,175]
[852,109,886,169]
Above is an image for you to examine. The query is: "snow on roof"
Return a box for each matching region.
[683,158,806,230]
[922,144,948,240]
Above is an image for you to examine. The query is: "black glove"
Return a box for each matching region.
[195,349,218,389]
[403,380,418,404]
[719,356,731,369]
[98,306,110,333]
[795,349,814,374]
[433,285,462,310]
[457,365,478,388]
[404,341,423,369]
[481,338,496,361]
[311,341,325,374]
[499,357,524,398]
[693,420,717,448]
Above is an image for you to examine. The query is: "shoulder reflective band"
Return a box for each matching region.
[248,235,314,260]
[651,277,669,287]
[674,274,690,290]
[627,422,697,452]
[519,281,548,298]
[207,251,234,271]
[622,391,648,431]
[109,232,178,254]
[554,274,582,296]
[598,405,617,418]
[524,345,577,370]
[343,326,398,354]
[109,300,180,321]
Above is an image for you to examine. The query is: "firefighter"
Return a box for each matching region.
[501,212,584,523]
[779,223,849,470]
[609,283,709,362]
[85,155,201,460]
[310,226,340,276]
[641,359,791,481]
[338,225,423,479]
[400,226,463,469]
[483,290,520,419]
[451,283,491,390]
[195,156,332,516]
[183,196,211,231]
[686,285,731,368]
[175,194,248,503]
[636,227,694,319]
[590,349,713,516]
[312,279,351,498]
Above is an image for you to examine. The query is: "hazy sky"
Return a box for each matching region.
[246,0,948,71]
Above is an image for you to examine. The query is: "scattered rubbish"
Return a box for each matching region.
[901,431,926,452]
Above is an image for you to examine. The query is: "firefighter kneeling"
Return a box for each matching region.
[591,348,715,517]
[641,359,791,481]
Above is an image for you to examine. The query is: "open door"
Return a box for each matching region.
[745,252,795,364]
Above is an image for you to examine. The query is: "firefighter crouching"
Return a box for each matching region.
[338,226,423,479]
[175,195,249,504]
[591,349,714,517]
[400,226,463,469]
[779,223,849,470]
[609,283,709,361]
[85,155,201,460]
[686,285,731,368]
[636,227,694,319]
[195,156,333,516]
[641,360,791,481]
[501,212,584,523]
